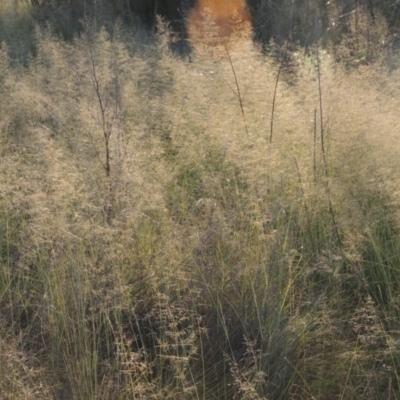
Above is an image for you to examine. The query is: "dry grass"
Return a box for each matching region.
[1,5,400,399]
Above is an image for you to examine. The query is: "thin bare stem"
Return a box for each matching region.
[111,42,122,162]
[316,44,342,250]
[313,108,317,185]
[224,41,249,137]
[270,41,288,144]
[87,35,115,223]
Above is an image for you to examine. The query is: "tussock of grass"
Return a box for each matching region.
[1,8,400,399]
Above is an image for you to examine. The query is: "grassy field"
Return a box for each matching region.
[2,2,400,399]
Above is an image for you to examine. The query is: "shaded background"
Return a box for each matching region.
[26,0,400,47]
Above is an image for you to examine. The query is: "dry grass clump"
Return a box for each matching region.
[1,13,400,399]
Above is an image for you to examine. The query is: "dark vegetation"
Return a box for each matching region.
[27,0,400,45]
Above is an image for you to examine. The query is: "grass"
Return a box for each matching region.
[1,3,400,399]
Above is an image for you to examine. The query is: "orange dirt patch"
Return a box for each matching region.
[187,0,253,57]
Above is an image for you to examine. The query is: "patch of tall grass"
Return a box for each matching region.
[1,14,400,399]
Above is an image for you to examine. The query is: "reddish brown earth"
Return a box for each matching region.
[187,0,253,57]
